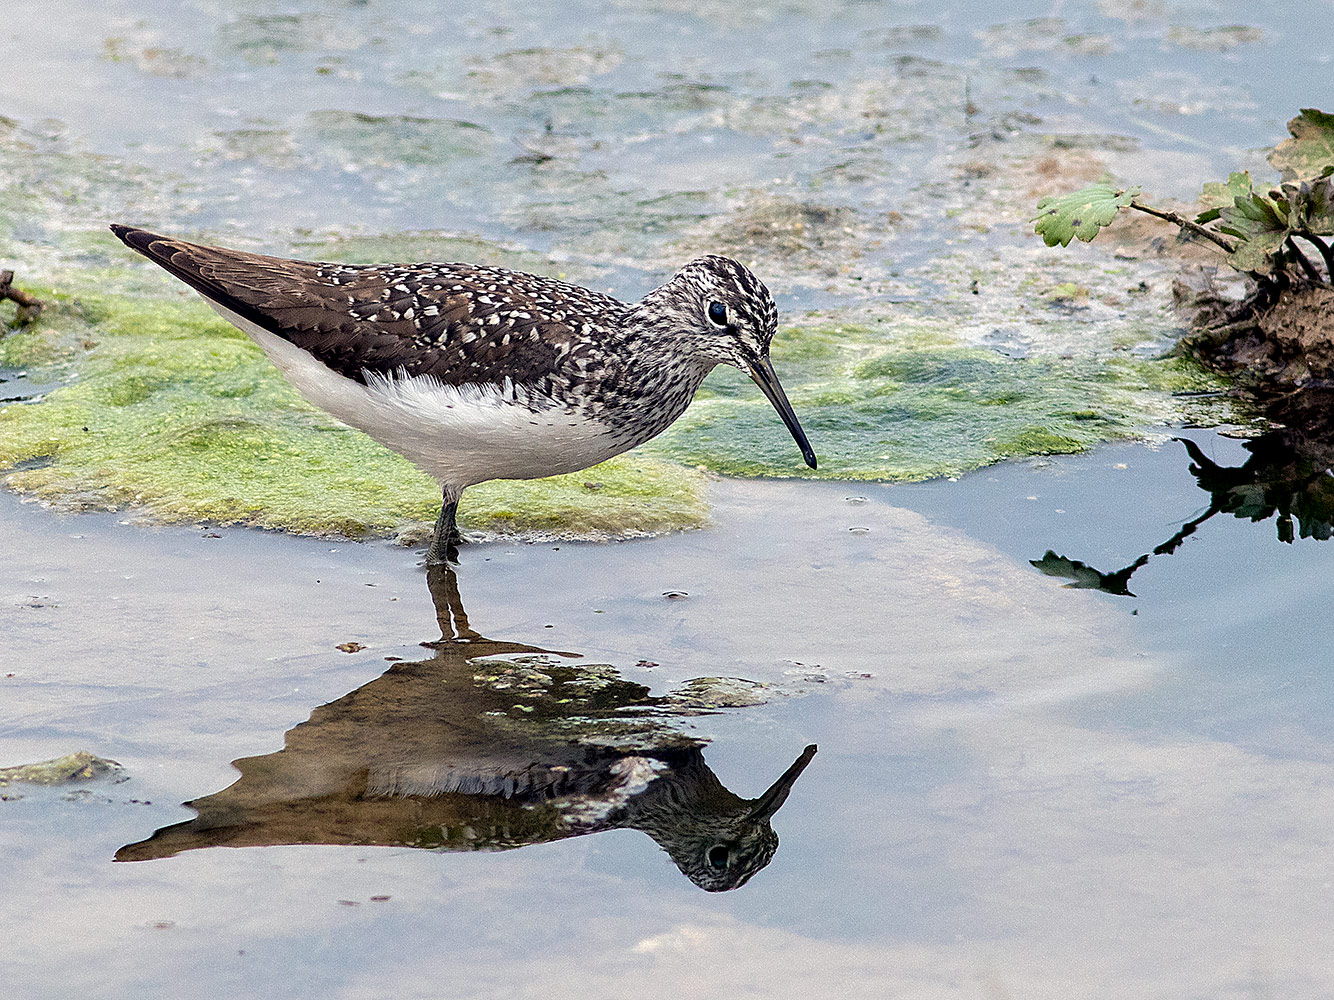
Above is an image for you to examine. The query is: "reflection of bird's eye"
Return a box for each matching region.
[707,845,730,869]
[707,301,728,327]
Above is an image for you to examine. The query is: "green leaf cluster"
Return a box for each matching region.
[1195,171,1254,219]
[1207,176,1334,275]
[1208,175,1290,272]
[1034,109,1334,285]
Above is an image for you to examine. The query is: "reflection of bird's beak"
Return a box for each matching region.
[747,354,817,470]
[748,744,818,822]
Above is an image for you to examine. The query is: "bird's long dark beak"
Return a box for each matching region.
[747,744,818,822]
[747,354,817,469]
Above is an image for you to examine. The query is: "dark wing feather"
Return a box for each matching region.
[110,224,619,391]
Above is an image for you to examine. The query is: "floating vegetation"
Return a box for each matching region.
[102,34,209,79]
[0,751,123,787]
[1164,25,1265,52]
[465,45,625,95]
[650,322,1226,480]
[975,18,1116,59]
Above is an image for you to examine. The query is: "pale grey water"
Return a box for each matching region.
[5,0,1334,997]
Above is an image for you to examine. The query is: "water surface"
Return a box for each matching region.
[4,1,1334,997]
[5,432,1334,997]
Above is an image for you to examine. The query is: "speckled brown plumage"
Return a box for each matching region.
[111,223,816,561]
[111,224,621,401]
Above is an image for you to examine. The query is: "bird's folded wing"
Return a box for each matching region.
[110,224,580,387]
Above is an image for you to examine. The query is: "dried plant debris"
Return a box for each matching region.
[1176,272,1334,385]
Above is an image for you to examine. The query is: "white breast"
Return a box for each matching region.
[206,301,631,488]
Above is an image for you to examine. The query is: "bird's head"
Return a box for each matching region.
[640,255,817,469]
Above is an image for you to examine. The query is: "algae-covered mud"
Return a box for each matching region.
[1,0,1295,537]
[0,285,1218,537]
[0,289,707,537]
[0,751,123,791]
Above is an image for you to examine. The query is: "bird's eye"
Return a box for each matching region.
[707,845,730,869]
[707,301,728,327]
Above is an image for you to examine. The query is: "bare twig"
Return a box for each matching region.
[1285,237,1324,283]
[1127,201,1237,253]
[0,270,45,325]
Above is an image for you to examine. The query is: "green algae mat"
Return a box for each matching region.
[0,270,1223,541]
[647,321,1221,481]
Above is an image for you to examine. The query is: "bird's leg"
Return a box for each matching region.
[425,486,463,565]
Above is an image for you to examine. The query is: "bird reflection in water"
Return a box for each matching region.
[117,564,816,892]
[1033,391,1334,596]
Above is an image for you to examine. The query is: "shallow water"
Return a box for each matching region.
[4,429,1334,997]
[5,0,1334,997]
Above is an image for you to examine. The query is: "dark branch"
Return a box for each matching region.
[1294,231,1334,282]
[0,270,45,325]
[1285,237,1325,283]
[1128,201,1237,253]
